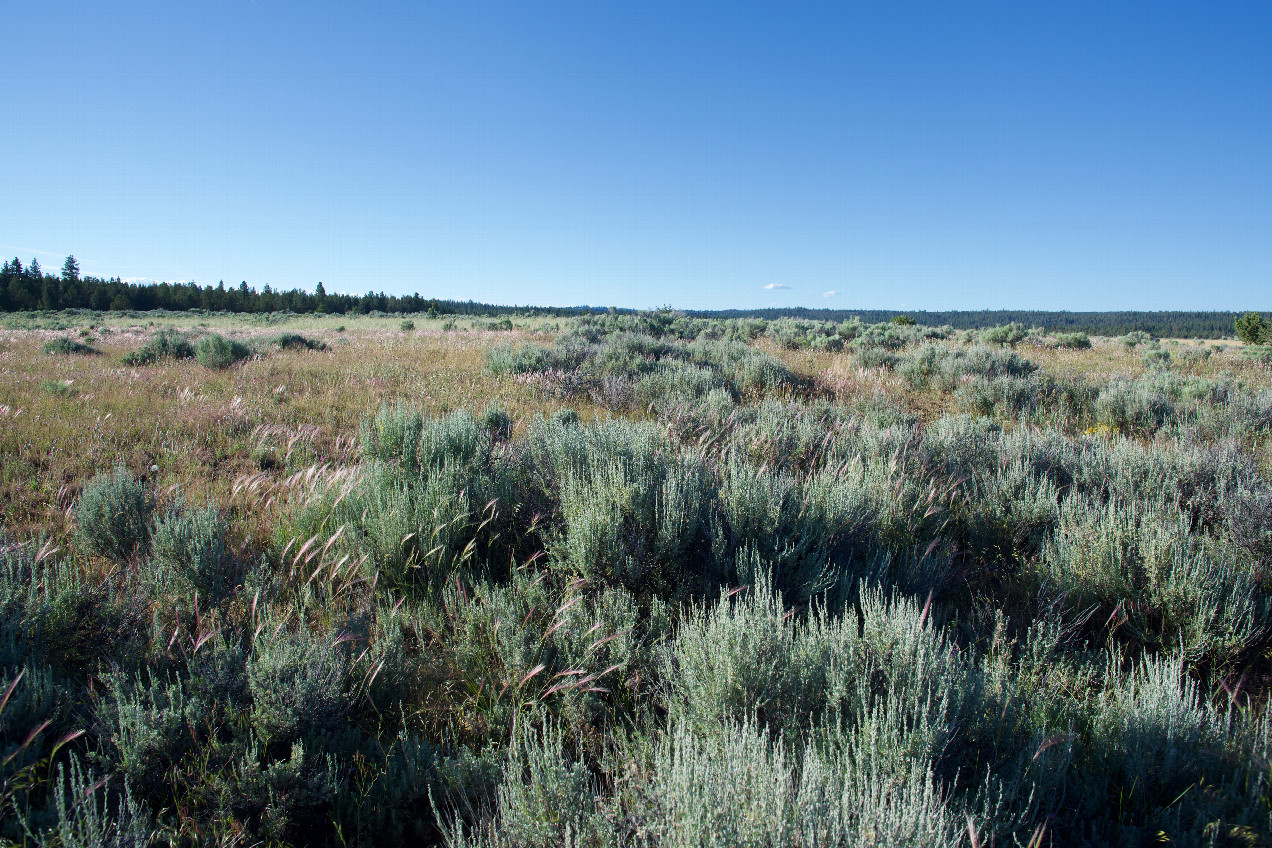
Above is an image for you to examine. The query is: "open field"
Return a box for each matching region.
[0,318,580,540]
[3,310,1272,846]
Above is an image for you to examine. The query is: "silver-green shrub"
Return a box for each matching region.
[101,670,198,799]
[195,332,252,368]
[1094,378,1177,435]
[248,623,351,746]
[446,721,606,848]
[152,502,238,603]
[19,755,152,848]
[74,467,153,562]
[1037,495,1268,668]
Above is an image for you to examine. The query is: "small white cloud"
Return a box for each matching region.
[822,290,837,298]
[762,283,791,290]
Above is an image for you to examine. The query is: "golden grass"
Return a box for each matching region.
[761,335,1272,426]
[0,323,599,539]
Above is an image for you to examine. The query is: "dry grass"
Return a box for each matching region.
[759,335,1272,426]
[0,322,599,539]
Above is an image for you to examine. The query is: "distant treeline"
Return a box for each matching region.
[692,307,1243,338]
[0,256,596,318]
[0,255,1246,337]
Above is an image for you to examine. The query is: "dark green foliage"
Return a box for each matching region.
[400,319,415,331]
[1053,331,1091,349]
[272,332,327,351]
[73,467,153,562]
[480,405,513,442]
[1236,310,1270,344]
[42,336,96,355]
[122,328,195,365]
[248,625,351,746]
[195,332,252,368]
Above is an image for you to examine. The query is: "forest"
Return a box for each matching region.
[0,257,587,320]
[1,256,1255,338]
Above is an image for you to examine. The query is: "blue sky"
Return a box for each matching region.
[3,2,1269,310]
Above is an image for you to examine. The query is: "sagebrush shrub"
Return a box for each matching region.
[74,467,152,562]
[445,721,607,848]
[480,405,513,441]
[1121,329,1152,348]
[632,718,962,847]
[43,336,97,355]
[18,755,152,848]
[1054,332,1091,349]
[102,670,199,799]
[549,436,713,596]
[0,542,147,670]
[354,733,500,843]
[352,461,481,593]
[195,332,252,368]
[1061,654,1269,840]
[152,502,239,603]
[979,323,1026,347]
[122,329,195,365]
[361,406,491,473]
[1095,379,1176,435]
[486,325,797,410]
[1037,495,1268,668]
[248,625,351,745]
[273,332,326,351]
[1141,346,1172,369]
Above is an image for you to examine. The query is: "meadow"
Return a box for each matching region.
[2,309,1271,846]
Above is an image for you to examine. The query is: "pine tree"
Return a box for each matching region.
[1235,311,1270,344]
[39,275,61,310]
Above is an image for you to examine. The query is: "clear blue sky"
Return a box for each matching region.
[3,2,1269,310]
